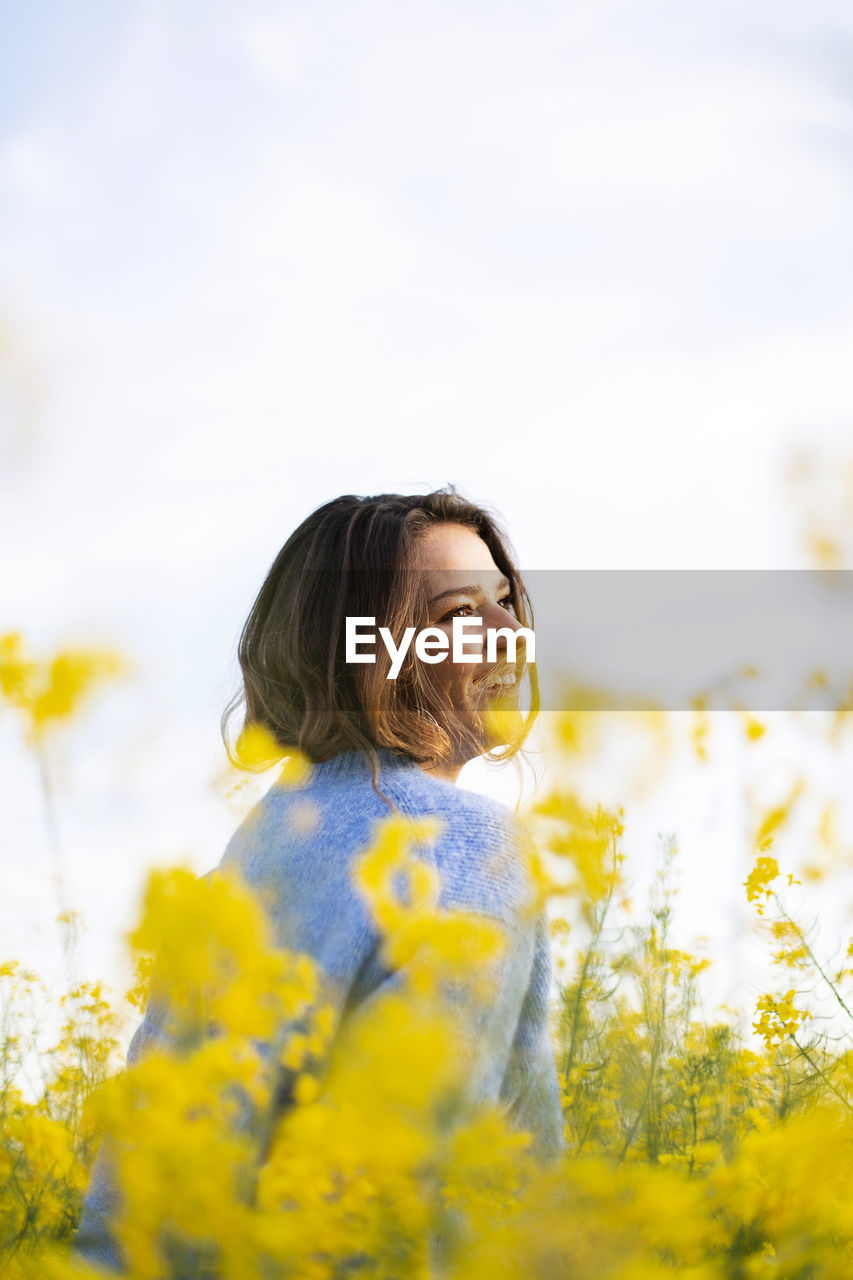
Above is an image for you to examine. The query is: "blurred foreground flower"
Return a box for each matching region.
[0,631,130,746]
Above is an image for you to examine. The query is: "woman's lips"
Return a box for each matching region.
[472,659,523,691]
[473,672,521,704]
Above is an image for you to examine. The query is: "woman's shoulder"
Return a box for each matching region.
[219,750,539,929]
[385,761,529,841]
[258,748,523,830]
[379,765,539,931]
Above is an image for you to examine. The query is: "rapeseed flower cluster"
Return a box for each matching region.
[10,636,853,1274]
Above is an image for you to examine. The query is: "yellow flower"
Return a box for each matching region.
[745,856,780,906]
[0,631,129,744]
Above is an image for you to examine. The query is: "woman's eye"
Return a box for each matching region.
[441,604,473,622]
[440,596,515,624]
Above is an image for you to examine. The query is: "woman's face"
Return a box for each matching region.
[414,522,529,778]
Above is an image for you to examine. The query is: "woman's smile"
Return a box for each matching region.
[415,522,530,778]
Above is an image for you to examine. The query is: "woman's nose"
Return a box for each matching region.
[484,600,523,632]
[482,602,527,658]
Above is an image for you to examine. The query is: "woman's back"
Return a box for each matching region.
[72,749,563,1274]
[133,747,558,1131]
[222,748,538,982]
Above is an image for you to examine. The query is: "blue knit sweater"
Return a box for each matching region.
[72,747,565,1274]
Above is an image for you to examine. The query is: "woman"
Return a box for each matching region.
[72,487,564,1275]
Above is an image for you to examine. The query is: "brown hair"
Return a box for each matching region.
[220,486,539,807]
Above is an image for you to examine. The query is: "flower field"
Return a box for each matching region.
[4,631,853,1278]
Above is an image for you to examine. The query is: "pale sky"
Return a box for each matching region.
[3,0,853,1039]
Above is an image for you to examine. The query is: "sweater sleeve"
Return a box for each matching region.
[330,909,536,1130]
[499,907,565,1165]
[327,800,558,1159]
[414,793,565,1165]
